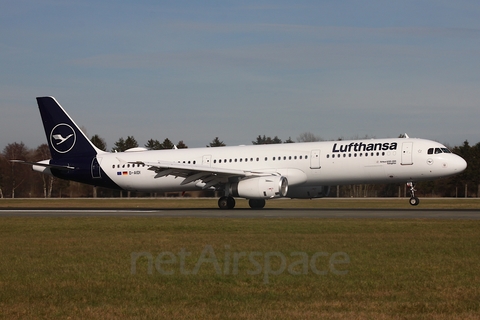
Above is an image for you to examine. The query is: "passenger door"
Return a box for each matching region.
[401,142,413,165]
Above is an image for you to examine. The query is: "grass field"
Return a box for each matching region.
[1,204,480,319]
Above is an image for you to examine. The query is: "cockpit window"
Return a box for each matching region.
[428,147,452,155]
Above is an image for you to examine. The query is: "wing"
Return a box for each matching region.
[131,160,279,189]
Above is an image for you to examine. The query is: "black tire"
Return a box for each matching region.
[218,196,236,209]
[409,197,420,206]
[218,196,229,209]
[249,199,266,209]
[227,196,236,209]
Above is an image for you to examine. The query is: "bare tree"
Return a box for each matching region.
[3,142,30,198]
[34,144,55,198]
[297,132,322,142]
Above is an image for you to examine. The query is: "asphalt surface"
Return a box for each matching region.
[0,208,479,219]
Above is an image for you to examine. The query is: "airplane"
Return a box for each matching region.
[12,96,467,209]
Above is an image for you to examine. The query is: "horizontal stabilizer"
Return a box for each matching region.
[10,160,75,170]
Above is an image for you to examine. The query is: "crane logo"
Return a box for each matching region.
[50,124,76,153]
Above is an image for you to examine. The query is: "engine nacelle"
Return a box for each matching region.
[229,176,288,199]
[287,186,330,199]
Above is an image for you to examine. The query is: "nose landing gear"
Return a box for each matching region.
[407,182,420,206]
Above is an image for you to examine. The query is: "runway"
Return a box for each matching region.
[1,208,479,219]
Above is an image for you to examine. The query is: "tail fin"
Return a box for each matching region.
[37,96,103,160]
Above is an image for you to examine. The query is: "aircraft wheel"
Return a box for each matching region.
[218,196,236,209]
[409,197,420,206]
[249,199,266,209]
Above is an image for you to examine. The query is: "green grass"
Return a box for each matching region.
[1,197,480,209]
[0,218,479,319]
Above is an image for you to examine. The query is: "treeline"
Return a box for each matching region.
[0,134,478,198]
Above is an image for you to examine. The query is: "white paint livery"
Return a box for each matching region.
[15,97,467,209]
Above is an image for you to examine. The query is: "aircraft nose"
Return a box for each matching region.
[454,155,467,173]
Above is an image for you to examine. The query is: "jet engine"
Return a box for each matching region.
[287,185,330,199]
[229,176,288,199]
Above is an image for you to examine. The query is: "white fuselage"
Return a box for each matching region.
[96,138,466,196]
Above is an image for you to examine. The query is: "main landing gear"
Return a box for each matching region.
[407,182,420,206]
[218,196,235,209]
[218,196,266,209]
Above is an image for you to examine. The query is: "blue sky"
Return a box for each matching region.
[1,0,479,151]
